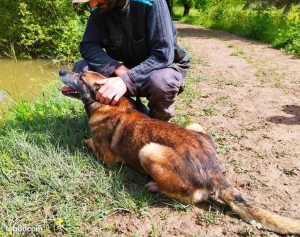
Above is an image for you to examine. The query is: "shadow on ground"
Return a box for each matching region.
[267,105,300,125]
[176,22,265,47]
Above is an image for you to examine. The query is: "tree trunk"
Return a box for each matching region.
[183,3,191,16]
[283,0,292,15]
[243,0,252,10]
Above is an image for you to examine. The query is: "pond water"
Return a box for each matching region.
[0,59,62,115]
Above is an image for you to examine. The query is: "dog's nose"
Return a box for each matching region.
[59,70,67,77]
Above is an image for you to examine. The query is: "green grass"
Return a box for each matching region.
[283,168,297,176]
[0,80,165,236]
[171,72,202,126]
[172,6,200,23]
[199,209,222,225]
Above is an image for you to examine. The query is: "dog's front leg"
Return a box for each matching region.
[85,138,120,165]
[85,138,96,153]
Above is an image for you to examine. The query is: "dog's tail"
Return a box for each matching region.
[217,184,300,234]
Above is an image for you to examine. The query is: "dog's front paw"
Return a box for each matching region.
[84,138,92,144]
[84,138,96,153]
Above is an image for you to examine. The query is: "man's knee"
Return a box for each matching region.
[141,68,184,121]
[147,68,184,98]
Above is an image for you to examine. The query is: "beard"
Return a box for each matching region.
[102,0,117,13]
[107,0,117,12]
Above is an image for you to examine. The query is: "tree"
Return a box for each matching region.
[243,0,253,10]
[177,0,195,16]
[242,0,300,14]
[0,0,88,62]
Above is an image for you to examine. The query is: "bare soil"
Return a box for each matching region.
[101,22,300,237]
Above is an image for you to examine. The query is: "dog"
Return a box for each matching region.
[59,69,300,235]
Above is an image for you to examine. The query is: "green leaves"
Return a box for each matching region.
[174,1,300,57]
[0,0,89,64]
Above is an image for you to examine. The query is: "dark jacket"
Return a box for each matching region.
[80,0,190,95]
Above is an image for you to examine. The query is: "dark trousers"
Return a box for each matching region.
[73,60,184,121]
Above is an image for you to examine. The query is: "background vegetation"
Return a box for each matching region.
[173,0,300,57]
[0,0,299,62]
[0,0,88,64]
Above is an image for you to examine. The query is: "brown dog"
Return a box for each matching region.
[59,70,300,235]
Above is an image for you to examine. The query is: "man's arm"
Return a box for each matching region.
[114,65,129,77]
[80,14,123,77]
[119,0,176,95]
[80,12,130,105]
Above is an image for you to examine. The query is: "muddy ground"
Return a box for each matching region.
[99,22,300,237]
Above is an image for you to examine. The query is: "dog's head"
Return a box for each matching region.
[59,70,106,103]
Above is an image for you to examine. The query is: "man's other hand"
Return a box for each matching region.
[95,77,127,105]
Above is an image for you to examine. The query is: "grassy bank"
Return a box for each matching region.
[0,78,195,236]
[0,81,147,235]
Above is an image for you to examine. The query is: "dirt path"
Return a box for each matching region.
[102,22,300,237]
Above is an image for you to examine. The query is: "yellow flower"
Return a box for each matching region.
[38,111,43,114]
[50,194,56,198]
[55,219,64,225]
[9,232,13,236]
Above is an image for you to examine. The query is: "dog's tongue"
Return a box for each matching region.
[59,87,74,92]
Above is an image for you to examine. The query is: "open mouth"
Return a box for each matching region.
[59,86,80,97]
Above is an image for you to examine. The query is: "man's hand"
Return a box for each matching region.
[95,77,127,105]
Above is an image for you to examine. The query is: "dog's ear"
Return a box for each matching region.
[86,71,107,87]
[95,73,107,79]
[92,79,108,93]
[94,78,108,90]
[82,71,107,90]
[94,79,108,86]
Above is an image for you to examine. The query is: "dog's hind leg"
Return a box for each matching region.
[139,142,195,202]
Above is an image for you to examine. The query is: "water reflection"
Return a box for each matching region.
[0,90,4,101]
[0,59,60,111]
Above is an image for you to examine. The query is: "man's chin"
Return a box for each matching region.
[106,0,117,12]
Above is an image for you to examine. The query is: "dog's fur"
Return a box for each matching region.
[59,70,300,234]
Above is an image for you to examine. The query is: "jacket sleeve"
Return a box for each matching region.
[120,0,176,95]
[79,14,122,77]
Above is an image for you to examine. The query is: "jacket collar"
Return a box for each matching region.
[120,0,130,13]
